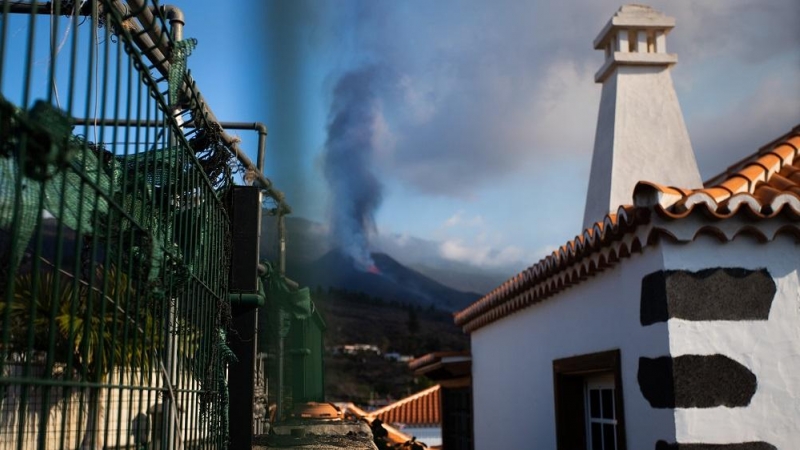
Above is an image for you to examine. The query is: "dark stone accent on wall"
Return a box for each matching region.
[655,441,777,450]
[638,356,675,408]
[638,355,756,408]
[640,268,775,326]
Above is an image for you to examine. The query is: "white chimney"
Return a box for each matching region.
[582,4,702,229]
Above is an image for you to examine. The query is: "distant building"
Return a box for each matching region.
[455,4,800,450]
[410,352,473,450]
[332,344,382,356]
[384,352,414,363]
[347,352,475,450]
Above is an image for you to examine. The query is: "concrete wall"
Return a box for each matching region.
[470,246,675,450]
[662,235,800,448]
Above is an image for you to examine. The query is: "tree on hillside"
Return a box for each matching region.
[406,307,420,335]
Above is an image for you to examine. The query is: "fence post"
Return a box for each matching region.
[228,306,257,449]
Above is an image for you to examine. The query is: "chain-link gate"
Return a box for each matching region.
[0,1,279,448]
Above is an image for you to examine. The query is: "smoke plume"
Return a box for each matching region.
[322,67,386,271]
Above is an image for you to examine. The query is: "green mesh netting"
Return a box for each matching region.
[189,324,236,446]
[0,100,87,267]
[45,143,111,234]
[0,97,214,298]
[216,328,236,445]
[0,142,113,267]
[0,156,38,267]
[169,38,198,105]
[111,146,192,286]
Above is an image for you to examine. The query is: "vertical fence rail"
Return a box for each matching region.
[0,1,244,449]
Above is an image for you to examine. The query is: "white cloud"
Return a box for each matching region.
[398,74,438,124]
[443,210,485,228]
[439,238,526,268]
[527,59,599,154]
[688,72,800,177]
[343,0,799,199]
[388,232,411,247]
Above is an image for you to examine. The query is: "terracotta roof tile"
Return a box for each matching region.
[455,206,645,332]
[408,352,468,372]
[368,385,441,427]
[455,126,800,333]
[639,131,800,218]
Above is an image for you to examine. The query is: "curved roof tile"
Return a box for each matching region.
[369,385,441,427]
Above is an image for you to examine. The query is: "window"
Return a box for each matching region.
[585,374,618,450]
[553,350,626,450]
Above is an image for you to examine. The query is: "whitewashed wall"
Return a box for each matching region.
[0,368,162,450]
[470,246,675,450]
[0,366,208,450]
[662,234,800,448]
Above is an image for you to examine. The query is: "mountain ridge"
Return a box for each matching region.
[288,248,481,312]
[261,214,515,295]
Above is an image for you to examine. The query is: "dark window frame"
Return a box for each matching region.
[553,349,627,450]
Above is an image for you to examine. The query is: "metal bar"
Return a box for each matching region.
[117,3,291,210]
[214,121,269,173]
[5,2,171,77]
[0,377,171,391]
[126,0,170,63]
[70,117,289,213]
[70,118,268,167]
[3,1,93,16]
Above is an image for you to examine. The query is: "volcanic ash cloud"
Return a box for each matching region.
[322,67,386,272]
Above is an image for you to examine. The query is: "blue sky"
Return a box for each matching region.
[182,0,800,277]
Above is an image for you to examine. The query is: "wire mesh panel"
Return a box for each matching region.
[0,1,236,449]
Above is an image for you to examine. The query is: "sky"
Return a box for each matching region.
[182,0,800,278]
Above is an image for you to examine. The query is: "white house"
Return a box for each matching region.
[454,5,800,450]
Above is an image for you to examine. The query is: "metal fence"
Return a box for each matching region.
[0,1,267,448]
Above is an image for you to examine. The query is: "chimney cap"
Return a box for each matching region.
[593,4,675,50]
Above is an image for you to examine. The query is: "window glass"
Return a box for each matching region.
[590,389,601,418]
[585,374,618,450]
[602,389,614,419]
[591,423,602,449]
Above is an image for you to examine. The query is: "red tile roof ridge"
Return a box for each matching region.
[455,126,800,333]
[408,351,470,371]
[367,385,442,428]
[454,205,643,329]
[368,384,441,420]
[703,126,800,186]
[633,131,800,219]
